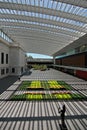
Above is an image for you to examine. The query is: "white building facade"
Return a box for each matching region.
[0,34,26,79]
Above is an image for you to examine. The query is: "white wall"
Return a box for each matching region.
[19,48,26,74]
[0,42,10,78]
[0,40,26,78]
[9,46,26,75]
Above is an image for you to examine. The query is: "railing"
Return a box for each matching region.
[53,65,87,71]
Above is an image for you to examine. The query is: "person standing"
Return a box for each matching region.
[58,104,66,127]
[18,75,20,81]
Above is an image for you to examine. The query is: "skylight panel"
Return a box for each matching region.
[52,16,56,20]
[31,0,34,6]
[62,3,67,12]
[0,0,87,17]
[73,7,78,15]
[0,8,86,27]
[0,1,86,38]
[39,13,42,18]
[79,8,87,16]
[52,1,57,9]
[75,7,82,15]
[77,7,87,16]
[32,12,35,17]
[1,18,81,34]
[63,18,67,23]
[57,2,62,10]
[47,0,52,9]
[1,0,8,2]
[35,13,38,17]
[35,0,38,6]
[4,9,8,13]
[0,8,3,13]
[83,24,87,28]
[68,5,75,13]
[0,29,13,42]
[55,2,87,17]
[14,10,17,14]
[50,0,53,8]
[40,0,43,7]
[69,6,87,17]
[64,4,71,12]
[43,14,46,19]
[0,9,3,13]
[80,10,87,17]
[60,3,66,12]
[59,17,63,22]
[42,0,45,7]
[4,24,83,38]
[56,17,60,21]
[44,0,48,8]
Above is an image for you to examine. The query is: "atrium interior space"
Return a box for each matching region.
[0,0,87,130]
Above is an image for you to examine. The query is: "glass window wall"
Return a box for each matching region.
[0,30,13,43]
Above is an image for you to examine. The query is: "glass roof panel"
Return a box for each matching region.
[0,1,87,43]
[0,9,86,27]
[0,0,87,17]
[1,18,82,34]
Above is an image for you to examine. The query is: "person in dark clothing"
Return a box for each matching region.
[58,104,66,127]
[18,75,20,81]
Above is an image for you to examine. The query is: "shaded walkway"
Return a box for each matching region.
[0,76,18,94]
[0,114,87,122]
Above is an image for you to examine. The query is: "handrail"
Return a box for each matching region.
[53,64,87,71]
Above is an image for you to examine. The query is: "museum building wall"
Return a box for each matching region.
[0,39,26,79]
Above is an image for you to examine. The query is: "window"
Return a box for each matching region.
[21,67,23,73]
[1,69,5,75]
[12,68,15,73]
[6,68,9,74]
[6,54,8,64]
[80,45,87,52]
[1,53,4,64]
[0,30,13,43]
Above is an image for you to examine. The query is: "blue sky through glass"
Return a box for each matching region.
[27,53,53,59]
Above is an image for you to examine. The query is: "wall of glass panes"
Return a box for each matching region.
[56,44,87,59]
[0,30,13,43]
[75,44,87,53]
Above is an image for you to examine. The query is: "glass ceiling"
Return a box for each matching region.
[0,0,87,55]
[0,9,86,26]
[0,0,87,17]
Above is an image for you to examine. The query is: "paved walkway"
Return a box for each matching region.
[0,76,18,94]
[0,69,87,130]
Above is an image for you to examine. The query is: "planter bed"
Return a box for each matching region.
[18,80,72,90]
[10,80,87,101]
[10,91,86,101]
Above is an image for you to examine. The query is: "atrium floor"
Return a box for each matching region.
[0,69,87,130]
